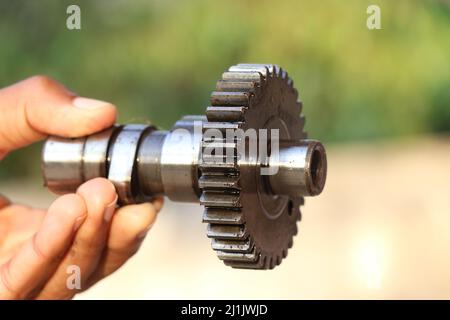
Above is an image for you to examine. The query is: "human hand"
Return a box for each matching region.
[0,76,163,299]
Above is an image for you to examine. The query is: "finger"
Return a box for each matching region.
[0,75,117,155]
[0,204,45,263]
[36,178,117,299]
[0,194,10,210]
[0,194,87,299]
[87,198,163,285]
[151,197,164,213]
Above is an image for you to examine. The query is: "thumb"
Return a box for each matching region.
[0,75,117,156]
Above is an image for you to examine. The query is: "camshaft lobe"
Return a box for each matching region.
[42,117,203,205]
[42,125,153,204]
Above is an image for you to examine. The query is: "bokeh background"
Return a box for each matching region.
[0,0,450,299]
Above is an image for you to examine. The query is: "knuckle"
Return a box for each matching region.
[27,75,56,91]
[32,233,48,261]
[0,262,17,299]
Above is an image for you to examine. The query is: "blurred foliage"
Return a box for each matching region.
[0,0,449,179]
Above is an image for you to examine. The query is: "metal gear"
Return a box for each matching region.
[201,64,307,269]
[41,63,327,270]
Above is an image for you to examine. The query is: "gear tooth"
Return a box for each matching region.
[223,251,269,270]
[292,224,298,236]
[206,106,247,122]
[295,206,302,222]
[200,192,241,208]
[269,257,276,269]
[252,64,276,76]
[202,122,243,132]
[216,80,257,93]
[201,140,237,150]
[231,64,267,74]
[234,64,271,77]
[224,254,266,270]
[278,67,285,79]
[288,238,294,249]
[259,255,267,269]
[199,161,238,173]
[297,101,303,114]
[282,249,288,258]
[217,250,257,262]
[276,254,282,266]
[201,63,305,270]
[292,87,299,99]
[201,154,236,167]
[287,77,294,87]
[210,92,251,106]
[260,255,270,270]
[198,175,240,190]
[226,262,264,270]
[200,164,237,173]
[212,238,253,253]
[203,208,243,224]
[179,115,207,121]
[299,115,306,136]
[271,65,281,77]
[200,139,237,167]
[207,224,246,240]
[299,196,305,206]
[266,257,271,269]
[222,71,262,83]
[257,256,266,269]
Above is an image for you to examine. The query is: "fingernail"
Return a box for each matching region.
[152,197,164,213]
[104,195,118,222]
[73,216,86,232]
[73,97,112,109]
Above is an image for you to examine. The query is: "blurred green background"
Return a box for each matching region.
[0,0,449,180]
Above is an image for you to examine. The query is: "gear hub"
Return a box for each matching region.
[41,63,327,269]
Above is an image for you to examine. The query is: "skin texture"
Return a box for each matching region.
[0,76,163,299]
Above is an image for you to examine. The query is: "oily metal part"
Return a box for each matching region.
[41,63,328,270]
[200,63,309,269]
[83,127,116,181]
[42,126,120,194]
[136,115,205,202]
[159,116,203,202]
[42,136,85,194]
[107,124,154,205]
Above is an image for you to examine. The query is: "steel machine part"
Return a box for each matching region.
[41,64,327,269]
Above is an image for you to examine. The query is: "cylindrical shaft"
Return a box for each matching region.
[42,116,204,204]
[267,140,327,197]
[42,120,326,205]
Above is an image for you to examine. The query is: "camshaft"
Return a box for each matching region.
[42,117,326,204]
[41,63,327,269]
